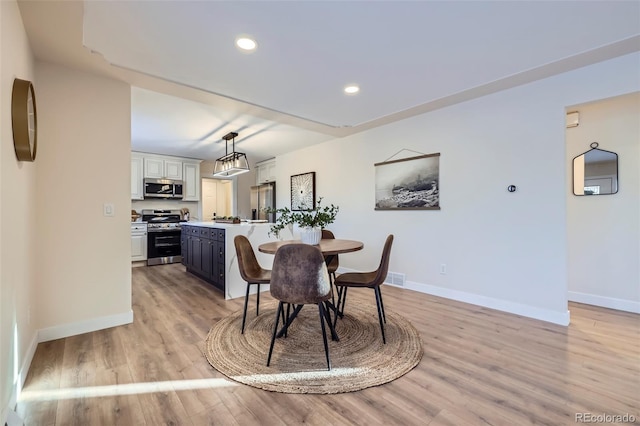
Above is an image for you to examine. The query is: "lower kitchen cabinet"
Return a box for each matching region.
[131,223,148,262]
[182,225,225,292]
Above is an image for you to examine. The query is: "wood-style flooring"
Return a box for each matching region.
[17,263,640,425]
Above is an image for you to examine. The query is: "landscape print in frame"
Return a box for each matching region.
[375,153,440,210]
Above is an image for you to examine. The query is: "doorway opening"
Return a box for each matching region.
[201,178,234,220]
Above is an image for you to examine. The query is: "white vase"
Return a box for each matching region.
[299,227,322,245]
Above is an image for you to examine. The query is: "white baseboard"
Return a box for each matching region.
[38,310,134,343]
[2,408,24,426]
[568,291,640,313]
[1,332,36,426]
[336,267,570,326]
[19,333,38,393]
[402,281,570,325]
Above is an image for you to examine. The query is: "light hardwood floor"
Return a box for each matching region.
[17,263,640,425]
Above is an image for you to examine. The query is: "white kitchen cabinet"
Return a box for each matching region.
[131,223,148,262]
[256,158,276,184]
[183,162,201,201]
[144,157,183,180]
[131,154,144,200]
[143,157,164,178]
[164,160,183,180]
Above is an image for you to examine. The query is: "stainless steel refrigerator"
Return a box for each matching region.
[250,182,276,222]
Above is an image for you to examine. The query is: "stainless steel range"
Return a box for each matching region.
[142,209,183,266]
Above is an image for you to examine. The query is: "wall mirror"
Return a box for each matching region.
[572,142,618,195]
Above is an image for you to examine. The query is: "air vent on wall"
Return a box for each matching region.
[385,271,406,287]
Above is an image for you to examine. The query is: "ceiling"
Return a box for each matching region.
[18,1,640,163]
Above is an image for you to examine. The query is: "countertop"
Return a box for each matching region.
[184,221,273,229]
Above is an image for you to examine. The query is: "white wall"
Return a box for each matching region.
[1,0,37,421]
[566,92,640,312]
[34,62,133,339]
[274,53,640,325]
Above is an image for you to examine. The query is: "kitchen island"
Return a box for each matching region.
[181,221,276,300]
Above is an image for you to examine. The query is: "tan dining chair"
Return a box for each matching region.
[321,229,339,282]
[267,243,334,370]
[321,228,340,312]
[234,235,271,334]
[333,234,394,344]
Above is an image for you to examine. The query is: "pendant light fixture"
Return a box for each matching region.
[213,131,250,177]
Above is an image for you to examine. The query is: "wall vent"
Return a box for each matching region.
[385,271,406,287]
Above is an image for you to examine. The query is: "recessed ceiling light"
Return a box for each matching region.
[236,36,257,52]
[344,85,360,95]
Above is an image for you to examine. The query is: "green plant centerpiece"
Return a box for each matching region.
[266,197,339,244]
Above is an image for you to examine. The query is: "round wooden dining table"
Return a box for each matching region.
[258,238,364,256]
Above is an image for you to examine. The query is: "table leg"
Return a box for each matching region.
[275,302,340,341]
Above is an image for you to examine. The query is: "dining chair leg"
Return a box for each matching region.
[280,303,287,328]
[277,304,304,338]
[339,287,348,315]
[333,286,341,314]
[323,300,332,327]
[256,283,261,316]
[332,286,348,329]
[267,302,284,366]
[376,286,387,324]
[318,303,331,371]
[374,287,386,344]
[332,287,341,329]
[331,281,336,310]
[241,283,251,334]
[285,303,291,338]
[323,301,339,341]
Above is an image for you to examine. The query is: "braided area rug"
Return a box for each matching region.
[205,302,423,394]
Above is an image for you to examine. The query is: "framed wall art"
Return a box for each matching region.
[374,153,440,210]
[290,172,316,210]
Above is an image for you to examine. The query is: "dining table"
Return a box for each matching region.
[257,238,363,259]
[258,238,364,340]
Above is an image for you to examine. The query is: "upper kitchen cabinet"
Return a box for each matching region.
[131,152,201,201]
[182,162,200,201]
[131,153,144,200]
[256,158,276,184]
[144,157,183,180]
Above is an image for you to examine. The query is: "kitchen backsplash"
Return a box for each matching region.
[132,200,201,220]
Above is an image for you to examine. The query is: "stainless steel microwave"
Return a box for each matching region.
[143,178,183,199]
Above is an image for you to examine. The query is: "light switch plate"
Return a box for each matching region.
[566,111,579,128]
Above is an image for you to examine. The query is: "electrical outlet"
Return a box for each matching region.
[440,264,447,275]
[103,203,114,217]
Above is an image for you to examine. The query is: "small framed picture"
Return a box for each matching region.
[290,172,316,210]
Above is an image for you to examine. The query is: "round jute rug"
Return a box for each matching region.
[205,302,423,394]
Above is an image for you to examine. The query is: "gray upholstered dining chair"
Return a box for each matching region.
[334,234,394,344]
[267,243,334,370]
[234,235,271,334]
